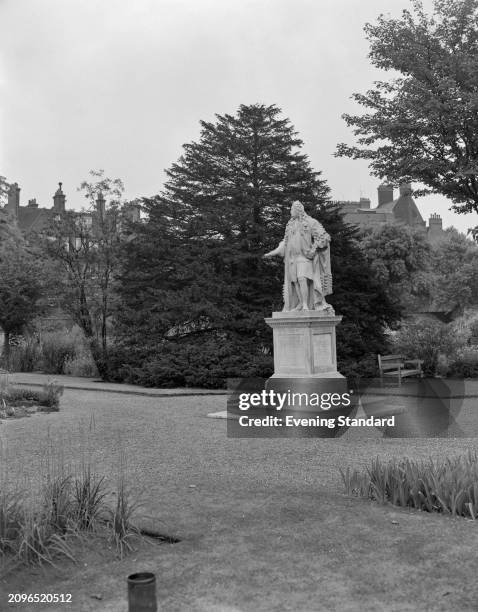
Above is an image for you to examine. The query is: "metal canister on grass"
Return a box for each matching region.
[127,572,157,612]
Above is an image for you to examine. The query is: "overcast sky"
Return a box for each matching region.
[2,0,477,234]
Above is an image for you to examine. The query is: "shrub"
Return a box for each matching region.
[2,387,43,404]
[392,319,467,376]
[8,336,42,373]
[1,382,64,411]
[39,381,64,411]
[107,339,272,388]
[448,347,478,378]
[41,332,77,374]
[340,355,378,384]
[468,318,478,343]
[4,326,97,378]
[341,451,478,519]
[63,352,98,377]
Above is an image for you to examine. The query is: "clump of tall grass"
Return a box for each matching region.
[15,507,76,567]
[341,451,478,519]
[8,327,98,377]
[9,336,42,373]
[0,467,143,569]
[105,475,142,558]
[0,491,22,555]
[43,475,73,534]
[73,467,108,530]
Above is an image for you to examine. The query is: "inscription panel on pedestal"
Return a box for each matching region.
[276,331,306,373]
[312,333,333,371]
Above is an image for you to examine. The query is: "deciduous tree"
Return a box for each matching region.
[360,223,432,311]
[336,0,478,222]
[44,170,127,378]
[0,234,44,367]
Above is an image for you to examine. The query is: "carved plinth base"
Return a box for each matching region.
[263,311,347,416]
[265,311,344,379]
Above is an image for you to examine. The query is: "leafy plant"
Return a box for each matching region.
[342,452,478,520]
[63,352,98,377]
[393,319,467,376]
[39,381,64,411]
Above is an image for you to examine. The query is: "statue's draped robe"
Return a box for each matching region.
[275,214,332,311]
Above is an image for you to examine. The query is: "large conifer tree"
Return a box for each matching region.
[114,104,397,387]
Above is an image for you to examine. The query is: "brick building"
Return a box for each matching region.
[4,181,140,234]
[334,183,446,243]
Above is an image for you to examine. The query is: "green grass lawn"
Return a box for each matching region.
[1,390,478,611]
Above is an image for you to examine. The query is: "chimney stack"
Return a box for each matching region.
[6,183,20,217]
[53,182,66,213]
[96,191,106,217]
[377,183,394,206]
[429,213,443,229]
[428,213,443,242]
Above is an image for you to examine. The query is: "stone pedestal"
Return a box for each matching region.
[261,311,351,432]
[265,311,344,379]
[226,312,354,438]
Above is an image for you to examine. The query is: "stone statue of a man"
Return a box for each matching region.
[264,201,333,313]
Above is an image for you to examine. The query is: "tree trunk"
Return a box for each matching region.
[3,330,10,370]
[89,337,108,380]
[101,295,108,358]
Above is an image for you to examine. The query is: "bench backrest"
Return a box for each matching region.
[377,354,403,372]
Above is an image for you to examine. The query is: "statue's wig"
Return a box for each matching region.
[291,201,305,214]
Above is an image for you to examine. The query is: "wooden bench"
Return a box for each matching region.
[377,354,424,387]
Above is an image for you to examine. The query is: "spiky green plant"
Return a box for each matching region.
[73,468,108,530]
[342,451,478,520]
[0,490,22,555]
[43,475,73,534]
[15,507,75,567]
[105,476,142,558]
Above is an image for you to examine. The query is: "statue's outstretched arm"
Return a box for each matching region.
[263,240,285,258]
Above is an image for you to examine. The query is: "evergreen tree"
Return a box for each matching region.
[114,104,398,387]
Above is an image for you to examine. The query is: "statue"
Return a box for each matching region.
[264,201,334,313]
